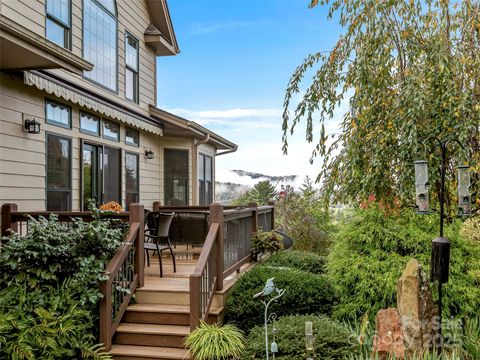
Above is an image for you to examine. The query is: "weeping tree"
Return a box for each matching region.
[283,0,480,213]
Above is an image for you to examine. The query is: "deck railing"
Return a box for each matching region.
[187,202,275,330]
[0,203,144,351]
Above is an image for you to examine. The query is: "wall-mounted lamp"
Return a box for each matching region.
[145,149,154,159]
[24,118,41,134]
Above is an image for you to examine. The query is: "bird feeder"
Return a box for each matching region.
[414,160,429,214]
[430,237,450,284]
[305,321,314,351]
[457,165,471,217]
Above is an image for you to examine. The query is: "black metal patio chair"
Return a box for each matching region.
[144,212,176,277]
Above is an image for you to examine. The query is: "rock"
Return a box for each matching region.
[397,259,437,354]
[372,308,405,360]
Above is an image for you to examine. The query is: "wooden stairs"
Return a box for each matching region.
[110,257,230,360]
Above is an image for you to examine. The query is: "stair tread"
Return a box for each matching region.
[141,278,190,292]
[126,304,222,315]
[116,323,190,336]
[110,344,189,359]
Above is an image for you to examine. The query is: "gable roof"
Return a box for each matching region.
[145,0,180,56]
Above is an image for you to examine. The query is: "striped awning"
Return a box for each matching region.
[24,71,163,136]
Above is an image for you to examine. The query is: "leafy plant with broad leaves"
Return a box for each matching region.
[282,0,480,211]
[184,322,245,360]
[251,229,284,255]
[0,213,125,359]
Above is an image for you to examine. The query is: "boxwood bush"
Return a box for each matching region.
[241,315,355,360]
[225,266,336,332]
[328,205,480,321]
[262,250,327,274]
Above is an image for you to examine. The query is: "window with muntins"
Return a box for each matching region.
[125,33,139,103]
[125,152,139,209]
[199,154,213,205]
[46,0,71,49]
[83,0,117,91]
[47,134,71,211]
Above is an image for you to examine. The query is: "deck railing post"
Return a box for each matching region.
[268,200,275,231]
[1,203,17,237]
[189,275,200,331]
[153,201,161,211]
[210,203,224,291]
[130,203,145,288]
[99,278,113,350]
[248,202,258,233]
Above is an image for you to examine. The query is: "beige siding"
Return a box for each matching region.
[1,0,46,36]
[52,0,157,118]
[0,71,165,212]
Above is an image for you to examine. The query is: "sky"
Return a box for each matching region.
[156,0,344,189]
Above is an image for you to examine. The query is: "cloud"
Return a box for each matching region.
[190,21,257,35]
[164,107,283,129]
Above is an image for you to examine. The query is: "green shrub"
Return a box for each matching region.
[0,214,125,359]
[460,215,480,242]
[225,266,336,332]
[262,250,327,274]
[184,322,245,360]
[275,176,332,255]
[241,315,355,360]
[251,229,284,255]
[328,205,480,321]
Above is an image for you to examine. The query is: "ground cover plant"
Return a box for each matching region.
[328,205,480,321]
[0,213,126,359]
[225,265,336,332]
[242,314,355,360]
[262,250,327,275]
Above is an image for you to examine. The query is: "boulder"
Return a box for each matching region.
[372,308,405,360]
[397,259,437,354]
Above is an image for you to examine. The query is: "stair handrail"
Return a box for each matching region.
[99,203,144,351]
[189,222,220,330]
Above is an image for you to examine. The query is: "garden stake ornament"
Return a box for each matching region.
[253,277,286,360]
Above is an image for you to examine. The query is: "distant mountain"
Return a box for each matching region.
[231,170,297,183]
[215,182,250,205]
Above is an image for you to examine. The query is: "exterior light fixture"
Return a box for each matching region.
[24,118,41,134]
[457,165,471,216]
[305,321,314,351]
[144,149,154,159]
[414,160,429,214]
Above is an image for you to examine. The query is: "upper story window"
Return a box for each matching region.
[46,0,71,49]
[83,0,117,91]
[125,33,139,103]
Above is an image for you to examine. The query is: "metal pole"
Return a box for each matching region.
[264,302,269,360]
[439,142,446,238]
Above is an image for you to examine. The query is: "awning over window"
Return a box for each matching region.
[24,71,163,136]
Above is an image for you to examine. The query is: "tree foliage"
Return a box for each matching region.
[276,176,332,254]
[232,180,277,205]
[283,0,480,210]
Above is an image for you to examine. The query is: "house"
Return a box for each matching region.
[0,0,237,214]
